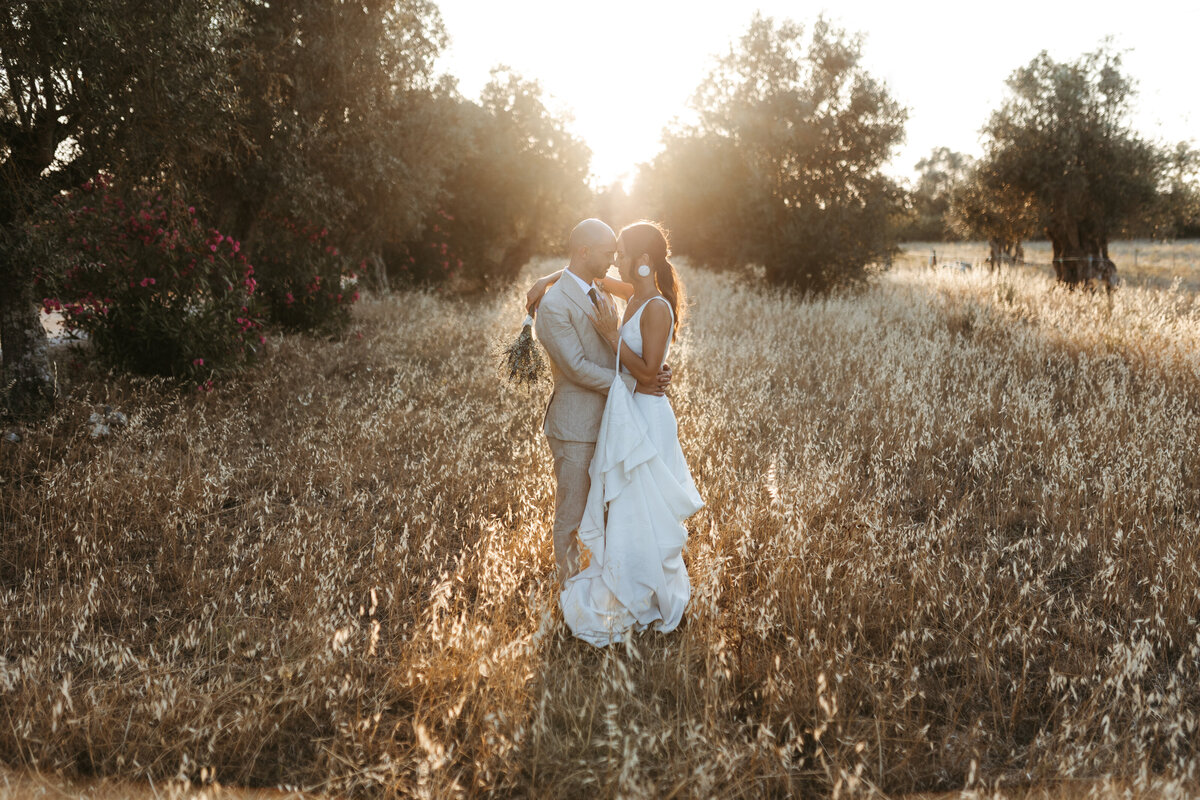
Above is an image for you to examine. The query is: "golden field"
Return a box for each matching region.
[2,257,1199,798]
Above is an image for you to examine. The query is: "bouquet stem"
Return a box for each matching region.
[502,311,546,386]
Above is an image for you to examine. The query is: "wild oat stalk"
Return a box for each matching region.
[500,312,547,386]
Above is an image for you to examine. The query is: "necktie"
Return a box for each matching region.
[588,287,601,308]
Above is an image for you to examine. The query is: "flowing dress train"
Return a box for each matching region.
[560,296,704,647]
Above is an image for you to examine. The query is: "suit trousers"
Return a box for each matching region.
[546,436,595,583]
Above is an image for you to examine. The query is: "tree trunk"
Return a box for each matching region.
[365,250,389,293]
[987,238,1023,270]
[499,235,536,284]
[0,253,56,419]
[1047,227,1117,292]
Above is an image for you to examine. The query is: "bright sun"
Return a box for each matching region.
[434,0,1200,189]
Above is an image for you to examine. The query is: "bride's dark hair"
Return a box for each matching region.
[619,221,685,337]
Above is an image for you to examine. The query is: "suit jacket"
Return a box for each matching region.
[535,274,635,443]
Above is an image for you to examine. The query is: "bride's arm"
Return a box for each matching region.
[590,301,671,386]
[598,275,634,301]
[621,303,671,387]
[528,270,633,310]
[525,269,563,313]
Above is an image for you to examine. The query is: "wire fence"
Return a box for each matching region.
[896,242,1200,285]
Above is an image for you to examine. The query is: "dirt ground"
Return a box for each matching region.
[0,764,322,800]
[2,764,1191,800]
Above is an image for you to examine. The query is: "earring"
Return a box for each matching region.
[637,264,651,277]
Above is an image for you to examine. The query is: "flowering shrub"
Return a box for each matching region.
[386,208,463,288]
[41,178,262,385]
[251,216,358,333]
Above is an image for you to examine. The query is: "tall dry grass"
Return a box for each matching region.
[2,258,1199,798]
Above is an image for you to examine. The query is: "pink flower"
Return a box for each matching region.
[139,277,156,287]
[192,358,205,367]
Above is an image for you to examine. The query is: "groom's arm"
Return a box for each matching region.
[535,302,617,394]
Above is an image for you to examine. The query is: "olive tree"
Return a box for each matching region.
[903,147,973,242]
[648,14,907,293]
[950,160,1040,269]
[971,45,1165,288]
[395,68,591,291]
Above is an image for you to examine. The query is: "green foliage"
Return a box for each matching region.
[41,180,261,386]
[386,207,462,288]
[1159,142,1200,238]
[949,159,1040,256]
[195,0,460,307]
[637,134,757,272]
[0,1,239,217]
[899,148,974,241]
[962,44,1166,285]
[643,14,906,293]
[392,69,591,291]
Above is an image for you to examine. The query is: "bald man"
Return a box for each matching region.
[531,219,671,583]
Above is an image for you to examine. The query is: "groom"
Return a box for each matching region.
[533,218,672,583]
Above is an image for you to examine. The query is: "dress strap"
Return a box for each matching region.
[648,295,674,323]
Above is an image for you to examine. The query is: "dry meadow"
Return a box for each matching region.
[900,240,1200,290]
[2,257,1199,798]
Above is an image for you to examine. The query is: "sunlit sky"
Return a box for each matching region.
[433,0,1198,190]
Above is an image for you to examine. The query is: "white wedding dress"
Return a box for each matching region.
[560,296,705,647]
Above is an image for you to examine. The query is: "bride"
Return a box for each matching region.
[559,221,704,646]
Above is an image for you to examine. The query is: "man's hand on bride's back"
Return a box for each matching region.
[648,362,672,396]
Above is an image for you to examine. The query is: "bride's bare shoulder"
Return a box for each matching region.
[640,296,672,327]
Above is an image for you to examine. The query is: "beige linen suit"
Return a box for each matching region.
[535,274,635,582]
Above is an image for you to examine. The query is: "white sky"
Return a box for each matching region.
[432,0,1199,189]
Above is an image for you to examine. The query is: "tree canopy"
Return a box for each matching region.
[643,14,907,292]
[962,45,1165,287]
[899,147,973,241]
